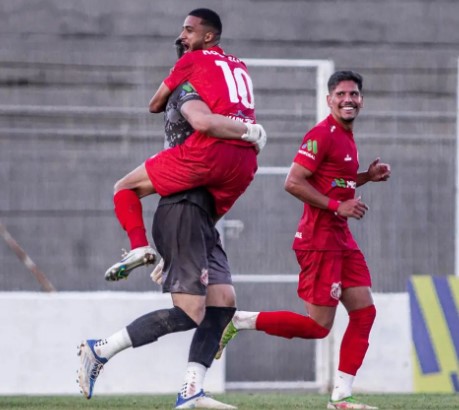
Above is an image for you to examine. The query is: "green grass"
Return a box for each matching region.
[0,393,457,409]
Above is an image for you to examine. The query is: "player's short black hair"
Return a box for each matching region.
[188,8,222,36]
[328,71,363,93]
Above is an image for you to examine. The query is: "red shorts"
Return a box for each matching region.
[295,250,371,307]
[145,142,257,216]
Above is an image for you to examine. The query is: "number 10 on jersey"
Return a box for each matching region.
[215,60,255,109]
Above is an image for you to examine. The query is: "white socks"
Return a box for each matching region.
[232,311,259,330]
[179,362,207,398]
[331,370,354,401]
[94,328,132,360]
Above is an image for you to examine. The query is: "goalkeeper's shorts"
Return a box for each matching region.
[153,193,232,296]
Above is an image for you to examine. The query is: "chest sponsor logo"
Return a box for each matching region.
[331,178,356,189]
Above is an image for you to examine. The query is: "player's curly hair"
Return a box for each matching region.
[189,8,222,38]
[328,71,363,93]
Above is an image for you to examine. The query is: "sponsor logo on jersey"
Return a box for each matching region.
[331,178,356,189]
[344,154,352,161]
[299,139,318,160]
[330,282,342,300]
[226,110,254,123]
[295,231,302,239]
[179,83,199,99]
[330,125,336,133]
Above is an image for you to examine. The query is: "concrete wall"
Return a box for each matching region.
[1,0,458,295]
[0,292,225,395]
[0,292,410,395]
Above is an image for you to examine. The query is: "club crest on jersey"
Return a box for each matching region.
[200,268,209,287]
[330,282,342,300]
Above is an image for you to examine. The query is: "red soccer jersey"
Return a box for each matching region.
[292,115,360,251]
[164,45,256,148]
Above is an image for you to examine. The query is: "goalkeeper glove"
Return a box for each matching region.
[175,37,185,59]
[150,257,165,285]
[241,123,267,153]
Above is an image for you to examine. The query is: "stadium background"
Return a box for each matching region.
[1,0,458,394]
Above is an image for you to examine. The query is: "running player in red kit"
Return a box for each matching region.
[216,71,391,410]
[105,8,264,281]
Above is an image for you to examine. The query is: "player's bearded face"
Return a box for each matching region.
[327,81,363,127]
[179,16,212,53]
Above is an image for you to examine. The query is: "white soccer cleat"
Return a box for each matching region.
[77,339,108,399]
[175,389,237,409]
[104,245,157,281]
[327,396,378,409]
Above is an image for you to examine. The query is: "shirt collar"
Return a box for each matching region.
[327,114,354,135]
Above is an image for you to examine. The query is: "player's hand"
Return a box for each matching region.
[337,197,369,220]
[150,257,165,285]
[367,157,391,182]
[241,123,267,153]
[175,37,185,59]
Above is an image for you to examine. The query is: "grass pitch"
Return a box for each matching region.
[0,393,457,409]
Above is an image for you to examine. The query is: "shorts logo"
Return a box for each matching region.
[330,282,342,300]
[200,268,209,287]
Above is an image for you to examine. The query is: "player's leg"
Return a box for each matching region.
[77,305,198,400]
[78,196,209,400]
[105,162,158,281]
[328,250,378,410]
[176,231,237,410]
[215,250,336,359]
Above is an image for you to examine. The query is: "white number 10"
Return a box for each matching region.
[215,60,255,109]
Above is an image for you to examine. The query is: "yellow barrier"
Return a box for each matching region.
[408,276,459,392]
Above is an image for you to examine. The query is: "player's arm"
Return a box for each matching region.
[150,51,195,113]
[285,163,331,209]
[285,163,368,219]
[180,99,266,151]
[149,82,172,113]
[356,157,391,186]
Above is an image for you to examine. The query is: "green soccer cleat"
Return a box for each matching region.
[215,321,238,360]
[327,396,378,409]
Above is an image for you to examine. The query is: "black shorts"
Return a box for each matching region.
[152,191,232,296]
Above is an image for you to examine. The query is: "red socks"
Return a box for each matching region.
[254,305,376,376]
[114,189,148,249]
[338,304,376,376]
[256,311,329,339]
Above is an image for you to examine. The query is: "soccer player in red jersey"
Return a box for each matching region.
[106,8,262,282]
[216,71,391,410]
